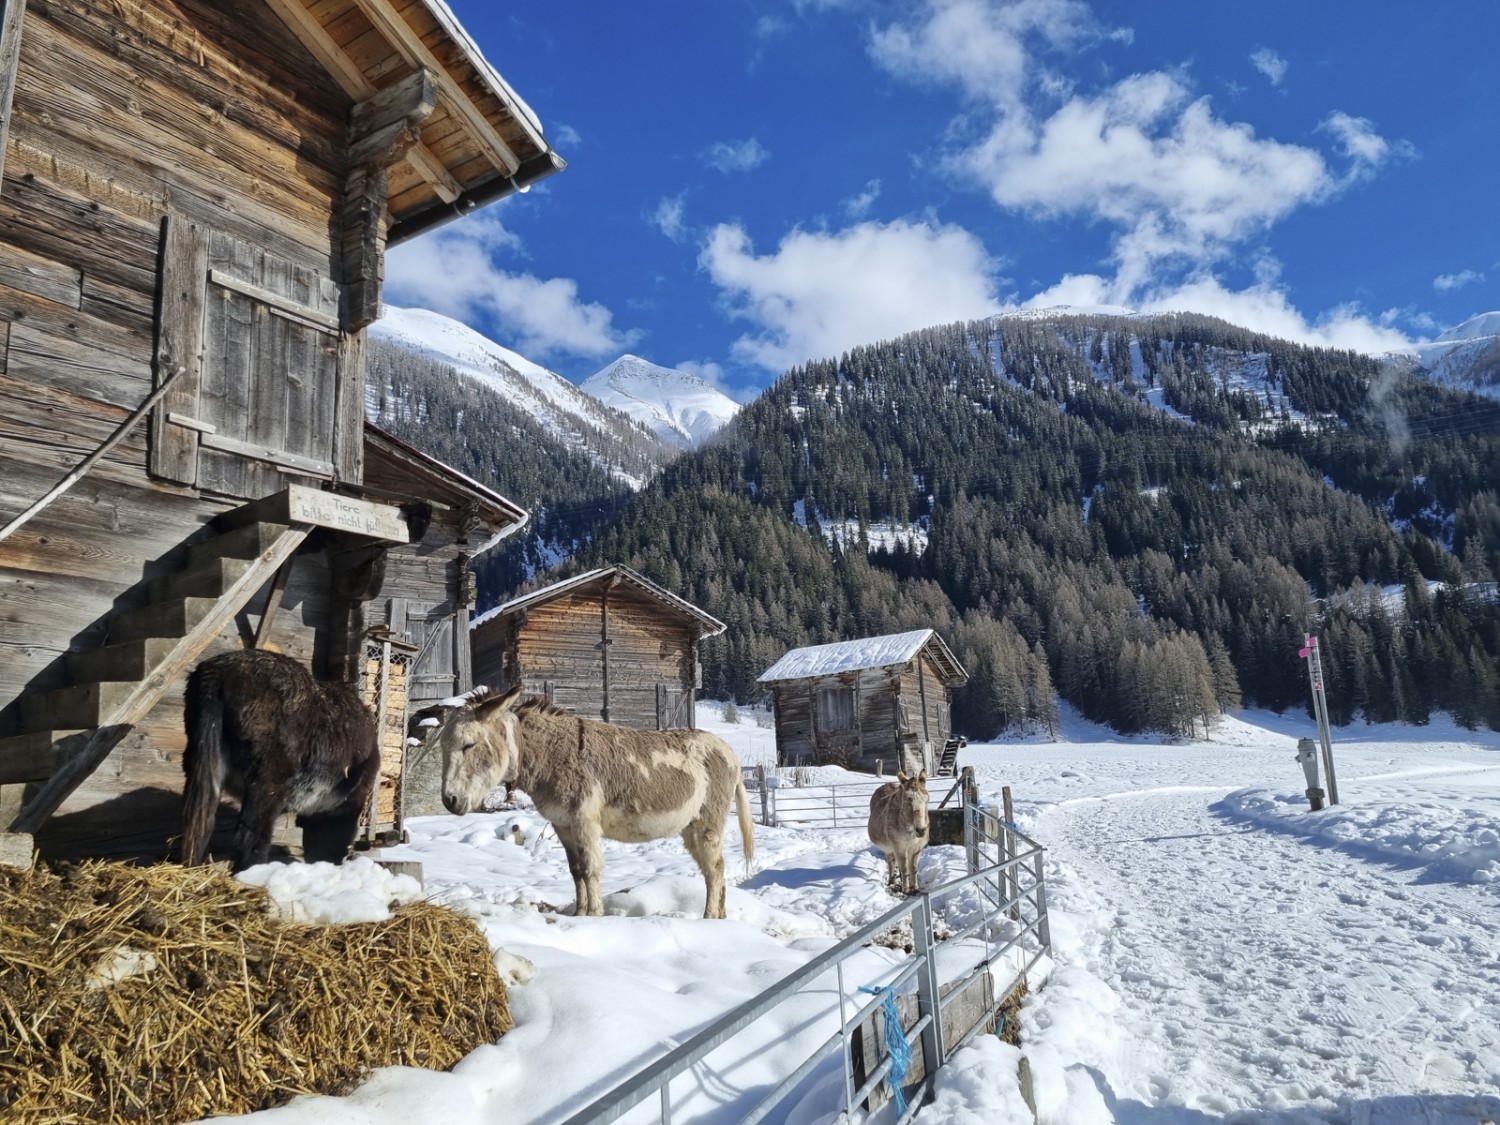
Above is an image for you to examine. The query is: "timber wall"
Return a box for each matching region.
[0,0,356,856]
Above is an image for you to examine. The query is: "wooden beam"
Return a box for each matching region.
[345,0,522,176]
[260,0,467,201]
[0,0,29,196]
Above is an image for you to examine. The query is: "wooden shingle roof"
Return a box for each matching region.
[264,0,564,243]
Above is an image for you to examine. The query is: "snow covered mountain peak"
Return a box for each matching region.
[582,355,739,450]
[1434,310,1500,344]
[369,305,677,488]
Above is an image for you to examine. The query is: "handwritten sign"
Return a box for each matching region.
[286,484,409,543]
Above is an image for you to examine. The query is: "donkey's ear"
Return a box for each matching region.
[916,770,928,783]
[474,683,524,721]
[896,770,908,782]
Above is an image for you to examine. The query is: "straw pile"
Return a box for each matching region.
[0,859,511,1124]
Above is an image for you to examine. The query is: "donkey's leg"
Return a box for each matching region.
[573,819,607,917]
[300,807,360,864]
[229,783,284,873]
[552,824,589,916]
[683,816,728,919]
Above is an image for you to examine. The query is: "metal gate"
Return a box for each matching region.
[556,772,1050,1125]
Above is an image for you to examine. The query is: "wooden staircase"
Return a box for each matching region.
[2,517,312,834]
[935,736,966,778]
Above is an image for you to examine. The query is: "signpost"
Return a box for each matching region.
[1298,635,1340,805]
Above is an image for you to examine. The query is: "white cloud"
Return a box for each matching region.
[385,215,639,360]
[843,179,882,218]
[551,122,582,149]
[650,194,689,242]
[1319,111,1413,182]
[1249,48,1287,86]
[1433,269,1485,292]
[702,138,770,173]
[1024,270,1415,353]
[700,218,1002,371]
[864,0,1409,312]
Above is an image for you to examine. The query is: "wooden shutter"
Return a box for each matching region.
[656,683,689,730]
[408,611,459,706]
[151,218,356,499]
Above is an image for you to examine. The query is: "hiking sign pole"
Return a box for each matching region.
[1299,634,1340,805]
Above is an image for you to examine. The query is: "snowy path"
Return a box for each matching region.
[1028,772,1500,1123]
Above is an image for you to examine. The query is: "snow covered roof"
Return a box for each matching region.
[757,629,968,685]
[472,565,727,637]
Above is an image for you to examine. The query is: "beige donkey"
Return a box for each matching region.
[867,770,930,894]
[429,687,755,919]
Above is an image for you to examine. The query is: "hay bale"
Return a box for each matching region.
[0,860,511,1124]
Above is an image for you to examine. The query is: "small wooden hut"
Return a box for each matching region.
[0,0,556,858]
[757,629,969,775]
[471,566,726,730]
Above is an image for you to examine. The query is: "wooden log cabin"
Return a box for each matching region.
[757,629,969,776]
[0,0,556,858]
[471,566,727,731]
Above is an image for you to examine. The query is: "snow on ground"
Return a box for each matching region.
[202,705,1500,1125]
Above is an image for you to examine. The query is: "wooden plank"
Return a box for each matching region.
[208,268,341,332]
[334,327,365,482]
[345,0,520,175]
[0,0,28,196]
[9,524,313,833]
[149,214,208,486]
[0,241,81,307]
[200,431,335,478]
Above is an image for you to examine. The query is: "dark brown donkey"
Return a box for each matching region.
[180,650,379,872]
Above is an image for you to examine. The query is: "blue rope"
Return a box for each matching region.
[859,985,911,1116]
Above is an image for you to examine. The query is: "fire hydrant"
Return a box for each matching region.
[1296,738,1325,811]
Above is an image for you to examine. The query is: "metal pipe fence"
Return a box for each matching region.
[748,766,955,830]
[558,778,1049,1125]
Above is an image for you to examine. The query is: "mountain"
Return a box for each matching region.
[560,311,1500,738]
[582,355,739,449]
[1406,311,1500,399]
[369,305,677,487]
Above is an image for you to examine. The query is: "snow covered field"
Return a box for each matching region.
[206,707,1500,1125]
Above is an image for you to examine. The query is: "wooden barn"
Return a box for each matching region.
[471,566,726,731]
[0,0,557,859]
[757,629,969,776]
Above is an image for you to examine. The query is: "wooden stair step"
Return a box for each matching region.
[145,556,254,603]
[66,637,179,685]
[0,729,88,785]
[21,682,136,732]
[185,521,291,568]
[107,596,218,644]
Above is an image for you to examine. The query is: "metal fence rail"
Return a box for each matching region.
[748,767,955,830]
[559,776,1049,1125]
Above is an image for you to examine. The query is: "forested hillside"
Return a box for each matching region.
[366,339,646,593]
[556,313,1500,737]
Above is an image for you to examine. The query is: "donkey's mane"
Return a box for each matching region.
[513,694,569,718]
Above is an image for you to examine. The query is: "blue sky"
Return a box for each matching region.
[387,0,1499,398]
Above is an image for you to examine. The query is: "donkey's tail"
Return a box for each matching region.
[180,667,225,866]
[734,775,756,875]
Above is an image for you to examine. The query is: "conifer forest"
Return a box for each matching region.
[374,313,1500,739]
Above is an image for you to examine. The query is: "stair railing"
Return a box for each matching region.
[0,366,185,546]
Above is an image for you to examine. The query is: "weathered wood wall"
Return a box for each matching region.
[0,0,359,857]
[773,657,955,775]
[473,583,701,731]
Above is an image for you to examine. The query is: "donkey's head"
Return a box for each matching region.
[434,685,524,815]
[895,770,930,838]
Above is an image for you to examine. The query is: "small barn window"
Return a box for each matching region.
[817,685,855,732]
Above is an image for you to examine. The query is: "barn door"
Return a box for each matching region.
[656,683,691,730]
[151,215,359,499]
[397,603,462,708]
